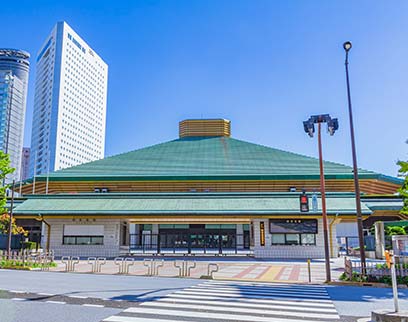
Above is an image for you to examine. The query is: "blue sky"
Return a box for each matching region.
[2,0,407,176]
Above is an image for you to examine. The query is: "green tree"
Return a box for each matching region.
[0,151,21,235]
[0,151,15,214]
[398,159,408,215]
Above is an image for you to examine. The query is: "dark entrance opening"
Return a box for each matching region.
[130,224,250,255]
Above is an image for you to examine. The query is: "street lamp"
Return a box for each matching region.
[303,114,338,283]
[343,41,366,274]
[7,180,15,259]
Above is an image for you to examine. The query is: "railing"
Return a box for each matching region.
[130,233,251,255]
[345,257,408,279]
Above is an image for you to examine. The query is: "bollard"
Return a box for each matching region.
[207,263,219,278]
[307,258,312,283]
[390,255,399,312]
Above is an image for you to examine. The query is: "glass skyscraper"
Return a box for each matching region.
[30,22,108,177]
[0,49,30,183]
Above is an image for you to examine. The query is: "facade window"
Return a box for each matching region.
[63,224,104,245]
[271,233,316,246]
[270,219,317,246]
[63,236,103,245]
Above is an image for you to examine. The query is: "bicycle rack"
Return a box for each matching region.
[207,263,219,278]
[143,259,153,276]
[154,259,164,275]
[61,256,79,272]
[88,257,97,272]
[144,259,164,276]
[114,257,134,274]
[174,260,196,277]
[96,257,106,273]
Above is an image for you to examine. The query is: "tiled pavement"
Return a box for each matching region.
[50,258,344,283]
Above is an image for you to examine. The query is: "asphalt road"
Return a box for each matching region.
[0,299,121,322]
[0,269,201,301]
[1,269,408,321]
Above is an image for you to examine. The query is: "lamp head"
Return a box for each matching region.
[303,120,315,138]
[343,41,352,52]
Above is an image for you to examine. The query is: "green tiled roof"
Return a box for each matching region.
[13,193,372,216]
[32,136,400,183]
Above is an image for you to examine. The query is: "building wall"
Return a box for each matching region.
[43,218,120,257]
[252,218,338,259]
[0,48,30,183]
[30,21,108,176]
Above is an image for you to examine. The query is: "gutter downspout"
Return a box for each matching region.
[35,215,50,253]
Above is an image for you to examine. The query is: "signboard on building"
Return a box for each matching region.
[260,222,265,246]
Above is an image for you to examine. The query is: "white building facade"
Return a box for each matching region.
[30,21,108,176]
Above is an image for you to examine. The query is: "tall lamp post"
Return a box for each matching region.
[343,41,366,274]
[7,180,15,259]
[303,114,339,283]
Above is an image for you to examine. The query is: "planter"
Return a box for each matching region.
[0,266,39,271]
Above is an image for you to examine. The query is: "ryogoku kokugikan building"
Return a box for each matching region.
[13,119,403,258]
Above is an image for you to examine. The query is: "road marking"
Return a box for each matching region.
[193,283,330,296]
[45,300,66,305]
[168,292,336,307]
[175,289,331,302]
[11,298,27,301]
[10,290,25,294]
[82,304,104,308]
[123,307,323,322]
[102,281,340,322]
[37,293,55,296]
[68,295,88,299]
[141,301,340,320]
[157,297,338,313]
[104,316,195,322]
[204,281,328,292]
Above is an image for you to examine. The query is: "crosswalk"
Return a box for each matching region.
[102,280,340,322]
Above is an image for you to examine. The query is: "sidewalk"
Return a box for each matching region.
[48,257,345,283]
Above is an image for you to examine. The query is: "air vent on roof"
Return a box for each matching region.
[179,119,231,138]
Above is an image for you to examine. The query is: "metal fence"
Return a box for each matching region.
[130,233,251,255]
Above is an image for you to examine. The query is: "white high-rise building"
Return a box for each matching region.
[0,49,30,183]
[30,21,108,176]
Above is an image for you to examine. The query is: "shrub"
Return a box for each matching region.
[21,241,37,250]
